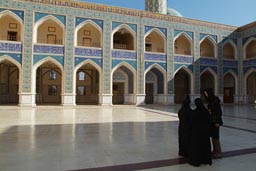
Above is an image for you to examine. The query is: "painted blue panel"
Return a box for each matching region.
[112,50,137,59]
[0,53,22,64]
[75,57,102,68]
[34,45,64,54]
[112,22,137,32]
[244,59,256,67]
[0,42,22,52]
[145,26,167,37]
[223,60,238,67]
[75,17,103,29]
[200,66,217,74]
[112,60,137,70]
[33,55,64,66]
[75,47,102,57]
[200,58,217,66]
[174,56,193,64]
[200,33,217,42]
[144,53,166,61]
[174,63,193,73]
[35,12,66,25]
[145,62,166,71]
[223,67,238,75]
[0,8,24,21]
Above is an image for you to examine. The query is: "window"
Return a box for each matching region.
[7,31,17,41]
[49,70,56,80]
[78,71,85,80]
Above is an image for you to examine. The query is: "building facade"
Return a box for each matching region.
[0,0,256,106]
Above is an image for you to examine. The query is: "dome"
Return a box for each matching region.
[167,8,183,17]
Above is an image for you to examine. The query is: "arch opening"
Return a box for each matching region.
[223,73,235,103]
[145,30,165,53]
[174,34,192,56]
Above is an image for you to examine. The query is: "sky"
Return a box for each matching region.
[80,0,256,26]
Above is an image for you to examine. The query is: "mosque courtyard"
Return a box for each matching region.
[0,104,255,171]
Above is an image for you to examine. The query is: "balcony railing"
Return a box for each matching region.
[37,39,63,45]
[77,42,101,48]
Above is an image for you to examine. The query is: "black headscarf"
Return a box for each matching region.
[203,88,214,102]
[182,95,191,108]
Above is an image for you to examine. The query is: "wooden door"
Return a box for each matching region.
[145,83,154,104]
[223,87,234,103]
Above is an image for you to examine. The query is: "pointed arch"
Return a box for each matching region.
[33,15,65,44]
[199,36,217,58]
[223,39,237,59]
[73,59,102,94]
[144,63,166,95]
[243,37,256,59]
[74,20,102,47]
[174,65,194,94]
[244,68,256,95]
[111,24,137,50]
[223,70,238,94]
[32,57,63,93]
[200,67,218,94]
[174,32,193,56]
[0,10,24,41]
[144,28,167,53]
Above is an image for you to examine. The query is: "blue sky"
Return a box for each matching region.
[81,0,255,26]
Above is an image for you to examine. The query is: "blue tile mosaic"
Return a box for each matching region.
[0,8,24,20]
[144,53,166,61]
[112,50,137,59]
[145,62,166,71]
[34,45,64,54]
[174,56,193,64]
[223,60,238,67]
[200,58,217,66]
[223,67,238,75]
[0,53,22,64]
[200,33,217,42]
[222,37,238,45]
[33,55,64,66]
[75,17,103,29]
[244,59,256,67]
[75,57,102,68]
[145,26,167,37]
[244,66,256,74]
[200,66,217,74]
[174,64,193,73]
[174,30,193,40]
[112,60,137,70]
[35,12,66,25]
[0,42,22,52]
[75,47,102,57]
[112,22,137,32]
[242,35,256,45]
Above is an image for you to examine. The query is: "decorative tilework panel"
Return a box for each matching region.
[174,56,193,64]
[222,37,238,45]
[34,45,64,54]
[244,59,256,67]
[200,33,217,42]
[200,65,217,74]
[33,55,64,66]
[35,12,66,25]
[113,71,126,81]
[145,62,166,71]
[75,17,103,29]
[112,50,137,59]
[75,47,102,57]
[145,26,167,37]
[0,42,22,52]
[244,66,256,74]
[174,30,194,40]
[174,63,193,73]
[112,60,137,70]
[223,60,238,67]
[223,67,238,75]
[144,52,166,61]
[0,8,24,20]
[146,71,155,81]
[75,57,102,68]
[200,58,217,66]
[242,34,256,45]
[0,53,22,64]
[112,22,137,32]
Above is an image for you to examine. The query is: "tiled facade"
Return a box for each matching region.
[0,0,256,106]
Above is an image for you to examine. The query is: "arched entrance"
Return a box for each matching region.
[75,63,99,105]
[174,68,190,104]
[223,73,235,103]
[145,68,165,104]
[200,70,215,98]
[35,61,62,105]
[112,65,134,105]
[247,71,256,104]
[0,60,19,104]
